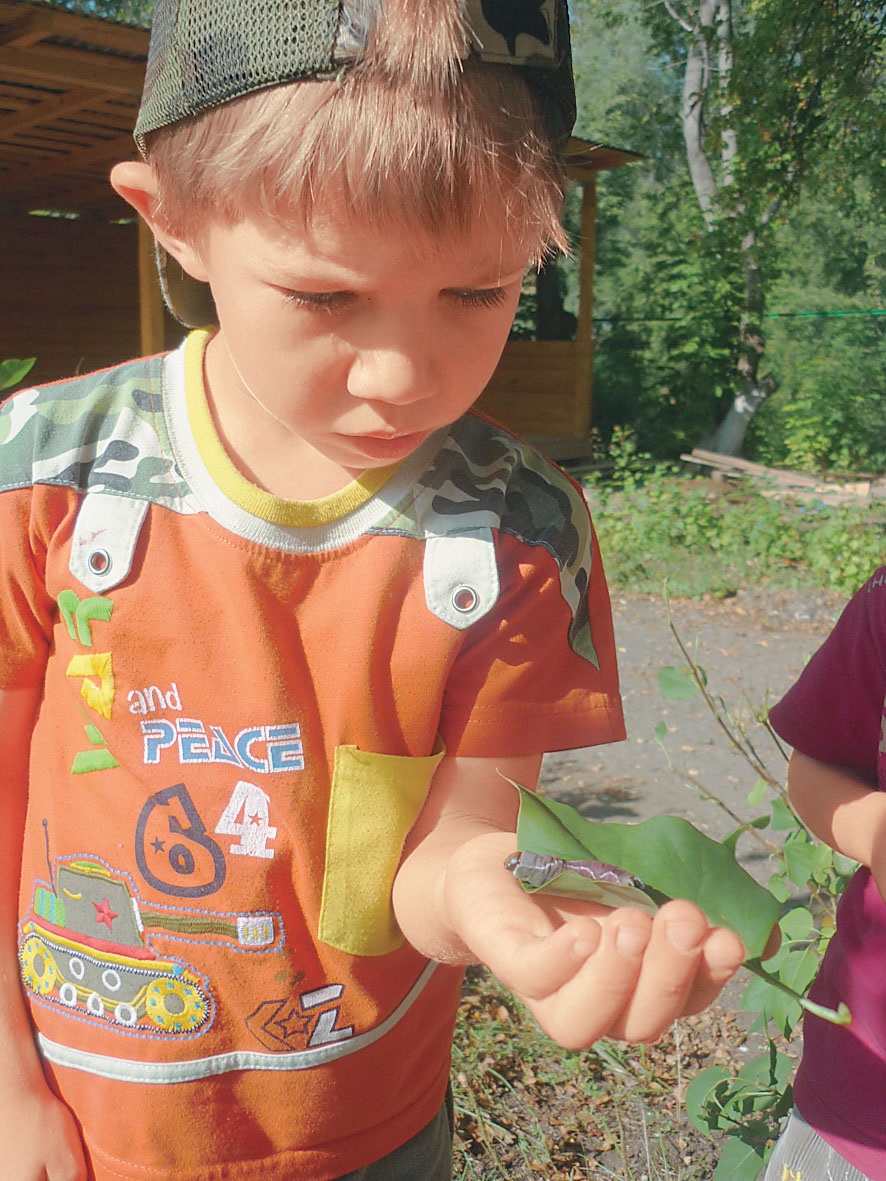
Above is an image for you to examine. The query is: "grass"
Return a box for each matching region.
[451,965,752,1180]
[583,446,884,600]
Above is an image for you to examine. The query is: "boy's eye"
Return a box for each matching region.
[445,287,509,310]
[283,290,355,312]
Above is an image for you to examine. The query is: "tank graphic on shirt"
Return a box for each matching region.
[19,859,278,1036]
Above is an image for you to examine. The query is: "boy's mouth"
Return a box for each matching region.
[345,428,432,461]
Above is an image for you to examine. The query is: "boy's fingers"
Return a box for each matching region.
[486,915,604,999]
[681,923,746,1017]
[608,901,744,1042]
[518,909,656,1049]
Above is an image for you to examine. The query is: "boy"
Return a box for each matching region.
[0,2,745,1177]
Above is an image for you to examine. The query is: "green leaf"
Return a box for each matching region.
[747,778,769,807]
[657,664,701,701]
[685,1065,732,1136]
[779,906,816,942]
[509,781,780,959]
[770,796,799,831]
[0,357,36,391]
[767,872,790,903]
[832,851,861,878]
[722,815,769,856]
[712,1135,768,1181]
[783,833,832,887]
[737,1045,793,1093]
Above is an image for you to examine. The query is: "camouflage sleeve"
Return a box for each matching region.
[438,494,625,759]
[0,390,57,687]
[0,483,56,688]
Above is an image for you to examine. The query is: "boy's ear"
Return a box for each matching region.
[109,160,209,283]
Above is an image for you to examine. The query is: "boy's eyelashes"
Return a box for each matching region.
[444,286,509,309]
[278,287,510,312]
[281,289,355,312]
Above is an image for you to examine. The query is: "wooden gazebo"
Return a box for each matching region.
[0,0,639,456]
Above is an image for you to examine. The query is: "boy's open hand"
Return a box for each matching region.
[394,755,746,1049]
[443,830,745,1048]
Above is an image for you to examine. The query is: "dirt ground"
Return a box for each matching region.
[541,584,849,872]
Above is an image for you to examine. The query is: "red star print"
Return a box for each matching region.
[93,898,119,930]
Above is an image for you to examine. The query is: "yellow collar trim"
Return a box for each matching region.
[183,329,401,528]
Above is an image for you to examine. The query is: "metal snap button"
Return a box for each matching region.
[451,586,479,613]
[87,548,112,576]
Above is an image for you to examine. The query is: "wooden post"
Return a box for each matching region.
[572,174,597,437]
[138,219,165,356]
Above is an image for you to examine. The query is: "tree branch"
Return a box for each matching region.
[661,0,694,34]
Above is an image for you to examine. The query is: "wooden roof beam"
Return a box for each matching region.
[0,85,105,137]
[0,44,144,95]
[0,3,148,56]
[0,8,56,48]
[2,128,135,193]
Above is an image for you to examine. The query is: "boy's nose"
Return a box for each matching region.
[347,344,436,406]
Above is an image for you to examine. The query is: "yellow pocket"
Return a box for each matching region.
[319,743,444,956]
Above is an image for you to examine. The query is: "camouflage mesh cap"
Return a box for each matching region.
[135,0,576,327]
[134,0,576,150]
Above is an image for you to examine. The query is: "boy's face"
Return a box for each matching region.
[189,201,531,495]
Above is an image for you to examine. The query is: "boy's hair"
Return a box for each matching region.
[136,0,575,322]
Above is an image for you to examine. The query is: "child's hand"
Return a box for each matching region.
[0,1079,87,1180]
[394,754,745,1046]
[444,830,745,1048]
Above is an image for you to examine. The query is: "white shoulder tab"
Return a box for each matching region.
[423,529,499,630]
[69,492,149,593]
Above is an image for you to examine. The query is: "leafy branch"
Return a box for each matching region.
[653,603,857,1178]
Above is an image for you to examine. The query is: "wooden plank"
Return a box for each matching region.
[0,9,57,49]
[564,138,643,180]
[0,3,148,57]
[0,44,145,96]
[0,84,104,137]
[2,128,136,191]
[0,210,142,383]
[684,449,824,486]
[681,449,878,505]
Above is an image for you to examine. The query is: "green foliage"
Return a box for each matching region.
[585,430,884,598]
[591,181,745,455]
[746,181,886,473]
[570,0,886,465]
[656,613,859,1175]
[33,0,153,24]
[684,1044,790,1180]
[0,358,36,393]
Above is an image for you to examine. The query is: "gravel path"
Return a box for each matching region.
[541,585,849,883]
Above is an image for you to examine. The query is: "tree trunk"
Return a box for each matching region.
[674,0,776,456]
[704,228,777,455]
[680,0,719,229]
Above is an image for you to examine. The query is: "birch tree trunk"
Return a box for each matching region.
[674,0,776,455]
[705,228,778,455]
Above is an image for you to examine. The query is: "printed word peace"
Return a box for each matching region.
[141,718,304,774]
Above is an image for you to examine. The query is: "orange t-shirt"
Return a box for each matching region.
[0,331,624,1179]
